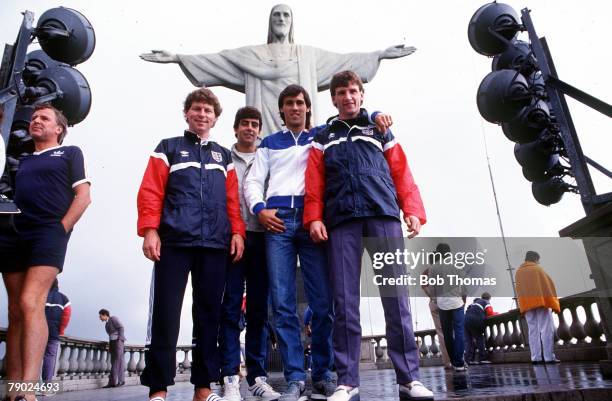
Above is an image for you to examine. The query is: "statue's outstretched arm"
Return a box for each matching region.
[378,45,417,60]
[140,49,179,63]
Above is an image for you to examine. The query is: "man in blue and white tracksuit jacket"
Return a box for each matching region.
[244,84,334,401]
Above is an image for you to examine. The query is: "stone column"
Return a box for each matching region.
[559,202,612,376]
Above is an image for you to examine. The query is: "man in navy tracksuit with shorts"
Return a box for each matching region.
[304,71,434,401]
[137,88,245,401]
[0,103,91,401]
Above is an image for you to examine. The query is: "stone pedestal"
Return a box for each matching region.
[559,202,612,377]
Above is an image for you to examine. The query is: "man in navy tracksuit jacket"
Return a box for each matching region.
[304,71,433,401]
[137,88,246,401]
[464,292,496,364]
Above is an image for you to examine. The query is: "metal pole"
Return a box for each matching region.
[521,8,597,214]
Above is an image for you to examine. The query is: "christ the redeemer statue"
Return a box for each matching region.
[140,4,416,134]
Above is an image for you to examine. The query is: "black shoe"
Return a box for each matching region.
[102,384,115,388]
[531,360,543,365]
[545,359,561,364]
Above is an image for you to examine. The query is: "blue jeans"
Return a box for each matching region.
[439,306,466,367]
[266,207,334,382]
[219,231,269,386]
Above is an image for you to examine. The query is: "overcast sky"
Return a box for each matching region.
[0,0,610,345]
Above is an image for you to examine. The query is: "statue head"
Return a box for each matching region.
[268,4,294,44]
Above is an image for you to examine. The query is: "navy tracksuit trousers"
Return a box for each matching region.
[141,245,227,391]
[328,217,420,387]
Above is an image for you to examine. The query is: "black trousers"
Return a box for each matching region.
[140,245,227,390]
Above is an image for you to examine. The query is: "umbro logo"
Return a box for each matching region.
[51,150,64,157]
[328,133,336,139]
[180,151,189,157]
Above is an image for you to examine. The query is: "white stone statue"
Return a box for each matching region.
[140,4,416,134]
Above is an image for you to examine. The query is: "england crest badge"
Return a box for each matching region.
[211,151,223,162]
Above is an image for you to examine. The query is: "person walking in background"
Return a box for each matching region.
[515,251,560,364]
[99,309,126,388]
[428,243,467,373]
[41,279,71,382]
[464,292,496,365]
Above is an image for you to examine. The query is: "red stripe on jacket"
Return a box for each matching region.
[137,156,169,237]
[59,304,71,336]
[303,147,326,229]
[384,143,427,224]
[226,168,246,238]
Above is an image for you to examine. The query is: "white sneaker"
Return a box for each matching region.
[398,380,434,401]
[222,375,242,401]
[328,385,359,401]
[248,376,281,400]
[206,394,228,401]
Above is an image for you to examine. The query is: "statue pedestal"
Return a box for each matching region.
[560,202,612,377]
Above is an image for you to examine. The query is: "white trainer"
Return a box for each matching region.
[327,385,359,401]
[206,394,228,401]
[222,374,242,401]
[398,380,434,401]
[248,376,281,400]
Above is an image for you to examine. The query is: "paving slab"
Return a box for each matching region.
[40,362,612,401]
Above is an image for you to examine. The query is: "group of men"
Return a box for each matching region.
[135,69,433,401]
[0,67,565,401]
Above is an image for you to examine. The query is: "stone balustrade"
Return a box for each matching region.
[359,291,607,368]
[0,331,192,389]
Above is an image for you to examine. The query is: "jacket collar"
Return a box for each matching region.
[184,130,214,145]
[326,108,370,127]
[282,127,307,136]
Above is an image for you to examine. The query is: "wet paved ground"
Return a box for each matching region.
[42,362,612,400]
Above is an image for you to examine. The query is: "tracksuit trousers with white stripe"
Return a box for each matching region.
[141,245,227,392]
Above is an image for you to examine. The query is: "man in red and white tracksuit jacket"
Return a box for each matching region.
[137,88,245,401]
[304,71,433,401]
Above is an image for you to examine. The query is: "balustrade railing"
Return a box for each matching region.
[360,291,607,366]
[0,331,192,381]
